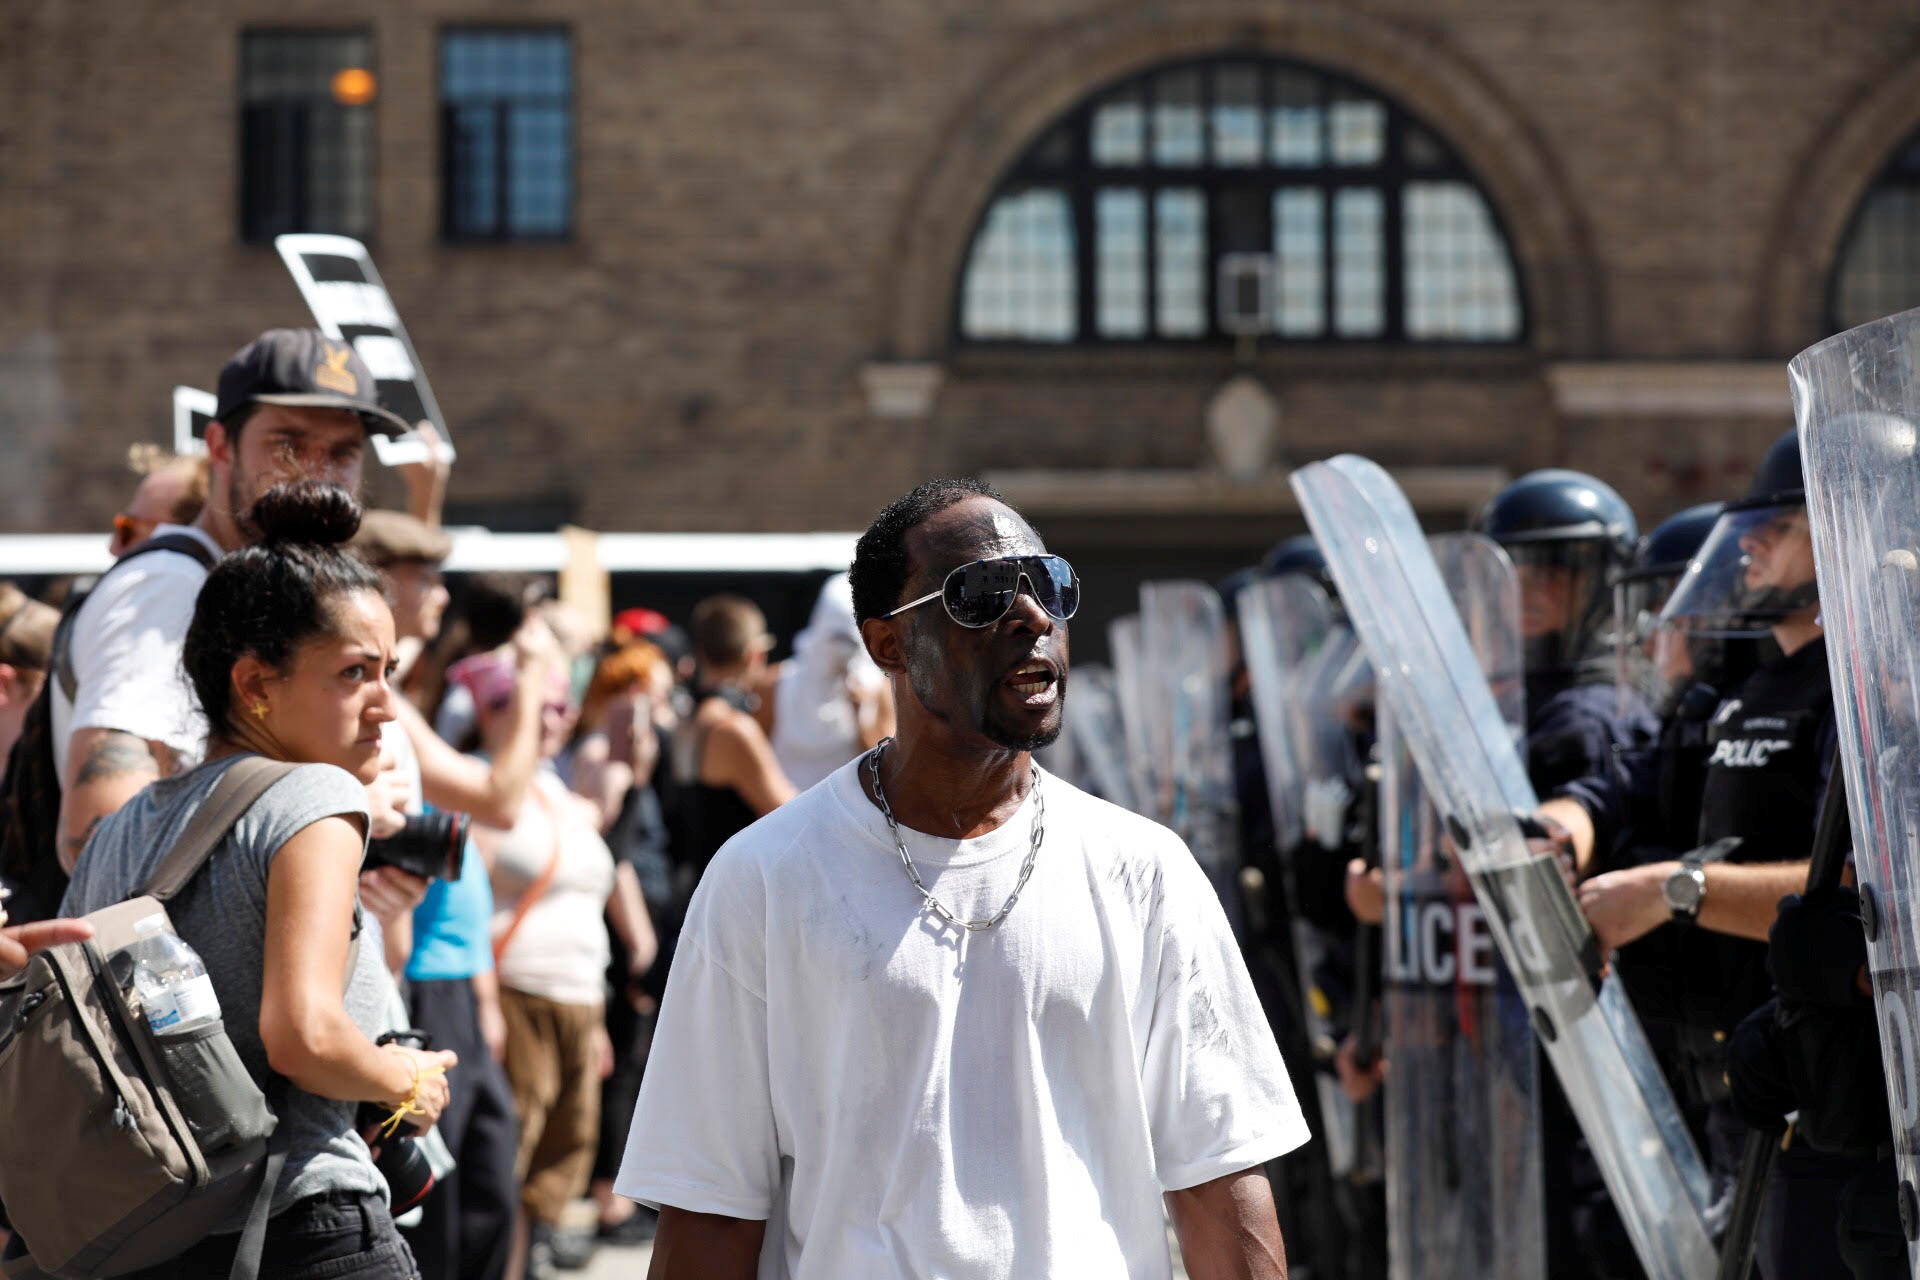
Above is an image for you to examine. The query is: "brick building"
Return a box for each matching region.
[6,1,1920,637]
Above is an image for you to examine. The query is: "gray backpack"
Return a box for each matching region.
[0,758,348,1279]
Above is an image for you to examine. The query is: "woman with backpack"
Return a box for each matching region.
[59,483,456,1279]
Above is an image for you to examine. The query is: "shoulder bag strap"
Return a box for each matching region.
[140,758,299,901]
[493,782,566,966]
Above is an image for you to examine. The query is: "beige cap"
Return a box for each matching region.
[351,509,453,567]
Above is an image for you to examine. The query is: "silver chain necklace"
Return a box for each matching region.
[865,739,1045,932]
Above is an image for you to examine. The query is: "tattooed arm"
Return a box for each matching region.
[58,728,175,873]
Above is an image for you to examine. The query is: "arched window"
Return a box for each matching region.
[1831,132,1920,333]
[957,56,1526,345]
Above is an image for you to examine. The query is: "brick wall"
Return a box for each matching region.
[4,0,1918,544]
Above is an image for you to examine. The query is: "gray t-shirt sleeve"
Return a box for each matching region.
[234,763,371,880]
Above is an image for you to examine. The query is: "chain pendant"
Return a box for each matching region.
[867,740,1044,932]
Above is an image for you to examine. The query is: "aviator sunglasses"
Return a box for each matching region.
[881,554,1081,629]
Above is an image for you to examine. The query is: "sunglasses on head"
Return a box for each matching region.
[881,554,1080,629]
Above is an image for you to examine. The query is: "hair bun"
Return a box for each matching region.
[249,481,364,548]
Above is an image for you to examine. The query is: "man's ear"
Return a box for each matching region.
[0,663,16,708]
[204,419,237,486]
[860,617,906,678]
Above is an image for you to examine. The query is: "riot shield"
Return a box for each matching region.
[1380,533,1542,1280]
[1055,662,1136,812]
[1237,576,1339,851]
[1793,307,1920,1276]
[1238,577,1361,1178]
[1294,455,1717,1279]
[1108,613,1157,820]
[1138,583,1240,899]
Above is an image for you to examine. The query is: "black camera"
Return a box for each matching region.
[365,812,469,882]
[357,1030,441,1216]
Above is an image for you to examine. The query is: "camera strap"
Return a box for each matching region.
[492,781,566,967]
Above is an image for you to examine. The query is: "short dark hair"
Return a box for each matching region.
[690,595,769,668]
[463,573,548,651]
[849,478,1006,624]
[183,482,385,736]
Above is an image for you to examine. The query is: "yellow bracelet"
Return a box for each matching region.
[380,1045,447,1140]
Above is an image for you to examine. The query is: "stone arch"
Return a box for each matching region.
[875,1,1601,361]
[1756,52,1920,354]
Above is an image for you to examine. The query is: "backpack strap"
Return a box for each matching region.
[140,758,298,902]
[226,1121,289,1280]
[55,532,219,702]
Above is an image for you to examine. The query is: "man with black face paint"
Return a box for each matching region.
[617,479,1305,1280]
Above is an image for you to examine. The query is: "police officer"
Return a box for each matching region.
[1474,469,1660,1280]
[1552,433,1858,1276]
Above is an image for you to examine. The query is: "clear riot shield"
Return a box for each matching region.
[1138,583,1239,901]
[1056,662,1137,812]
[1108,614,1157,820]
[1793,307,1920,1275]
[1238,578,1360,1177]
[1294,455,1717,1279]
[1380,533,1542,1280]
[1237,576,1339,851]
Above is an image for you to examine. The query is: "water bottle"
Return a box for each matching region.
[125,914,221,1035]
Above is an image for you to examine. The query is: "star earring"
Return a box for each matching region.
[250,701,270,720]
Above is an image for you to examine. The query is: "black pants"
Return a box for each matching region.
[401,978,520,1280]
[1756,1138,1867,1280]
[1838,1156,1907,1279]
[126,1191,416,1279]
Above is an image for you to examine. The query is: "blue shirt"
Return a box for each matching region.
[407,834,496,981]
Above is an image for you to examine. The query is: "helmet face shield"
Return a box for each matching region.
[1657,502,1818,638]
[1502,537,1621,675]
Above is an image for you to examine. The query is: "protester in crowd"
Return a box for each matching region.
[424,572,553,747]
[539,598,604,708]
[761,572,894,791]
[50,330,408,888]
[352,508,452,690]
[352,508,531,1280]
[111,445,211,558]
[456,651,646,1279]
[59,483,454,1278]
[672,595,796,881]
[0,585,57,767]
[619,478,1303,1278]
[569,642,673,819]
[569,639,681,1245]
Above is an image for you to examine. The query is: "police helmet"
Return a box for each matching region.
[1626,502,1724,583]
[1261,535,1337,596]
[1473,469,1638,564]
[1731,430,1804,512]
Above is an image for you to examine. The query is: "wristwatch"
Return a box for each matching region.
[1663,859,1707,923]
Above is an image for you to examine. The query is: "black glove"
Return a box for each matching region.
[1768,886,1869,1009]
[1727,994,1892,1157]
[1726,997,1795,1135]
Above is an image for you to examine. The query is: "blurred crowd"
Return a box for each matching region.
[0,330,894,1280]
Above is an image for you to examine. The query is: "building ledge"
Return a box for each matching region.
[1546,362,1790,417]
[982,466,1509,522]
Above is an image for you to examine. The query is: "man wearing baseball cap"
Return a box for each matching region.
[48,329,403,883]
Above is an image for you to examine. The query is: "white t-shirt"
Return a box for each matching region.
[615,757,1307,1279]
[51,523,222,779]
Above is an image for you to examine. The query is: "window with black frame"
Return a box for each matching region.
[1830,132,1920,333]
[239,29,376,243]
[441,28,573,242]
[958,56,1526,345]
